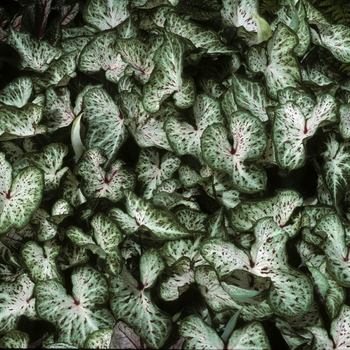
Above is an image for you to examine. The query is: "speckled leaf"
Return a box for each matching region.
[109,265,172,349]
[119,90,173,151]
[0,77,32,108]
[231,74,269,122]
[179,315,224,349]
[21,240,63,283]
[82,88,128,167]
[201,111,267,193]
[78,32,128,84]
[36,266,115,348]
[6,28,61,72]
[123,190,191,240]
[110,321,145,349]
[195,265,241,312]
[313,24,350,63]
[58,241,89,270]
[42,87,75,133]
[61,169,86,208]
[165,93,224,162]
[165,12,233,55]
[75,148,136,202]
[339,104,350,140]
[273,94,337,170]
[230,189,303,231]
[143,31,195,113]
[0,104,46,140]
[31,208,57,241]
[174,208,207,232]
[84,329,113,349]
[159,257,194,301]
[83,0,129,31]
[108,207,139,235]
[306,326,333,349]
[0,273,36,334]
[314,214,350,287]
[136,148,180,200]
[0,155,43,234]
[228,322,271,349]
[139,248,165,289]
[221,0,259,32]
[247,23,301,99]
[330,304,350,349]
[322,135,350,205]
[0,330,29,348]
[91,213,123,275]
[13,143,68,192]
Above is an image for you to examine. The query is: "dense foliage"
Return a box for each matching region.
[1,0,350,348]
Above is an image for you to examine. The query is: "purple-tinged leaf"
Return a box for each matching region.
[110,321,147,349]
[60,3,79,26]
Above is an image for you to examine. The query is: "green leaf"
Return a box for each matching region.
[109,265,172,349]
[36,266,115,348]
[322,135,350,205]
[247,23,301,99]
[0,330,29,349]
[179,315,224,349]
[0,104,46,140]
[84,329,113,349]
[7,29,61,72]
[230,189,303,231]
[339,104,350,140]
[330,304,350,348]
[0,154,44,234]
[273,94,337,170]
[21,240,63,283]
[122,190,191,240]
[75,148,136,202]
[83,0,129,31]
[201,111,267,193]
[0,273,36,334]
[0,77,33,108]
[136,148,181,199]
[165,93,224,162]
[82,88,129,167]
[143,31,195,113]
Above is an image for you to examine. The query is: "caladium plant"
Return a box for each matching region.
[2,0,350,348]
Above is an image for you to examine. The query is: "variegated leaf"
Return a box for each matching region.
[84,329,113,349]
[0,77,33,108]
[330,304,350,349]
[110,321,145,349]
[0,330,29,348]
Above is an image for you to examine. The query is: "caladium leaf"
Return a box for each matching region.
[121,190,191,240]
[339,104,350,140]
[36,266,115,348]
[330,304,350,349]
[13,143,68,192]
[143,31,195,113]
[0,104,46,140]
[322,135,350,205]
[165,11,234,55]
[247,22,301,99]
[83,0,129,31]
[136,148,181,199]
[43,87,75,133]
[119,90,173,151]
[0,330,29,348]
[61,169,86,208]
[0,77,33,108]
[273,94,337,170]
[84,329,113,349]
[314,214,350,287]
[110,321,146,349]
[109,264,172,349]
[0,153,44,234]
[75,148,136,202]
[230,74,269,122]
[30,207,57,241]
[6,28,61,72]
[82,87,128,167]
[221,0,259,32]
[165,93,224,162]
[201,111,267,193]
[139,248,165,289]
[230,189,303,231]
[0,273,36,334]
[78,31,128,84]
[21,240,63,283]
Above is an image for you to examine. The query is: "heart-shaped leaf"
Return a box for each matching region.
[0,154,44,234]
[109,263,172,349]
[201,111,267,193]
[0,77,33,108]
[165,93,224,163]
[0,273,36,334]
[75,148,136,202]
[82,87,129,167]
[83,329,113,349]
[0,330,29,348]
[36,266,115,348]
[143,31,195,113]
